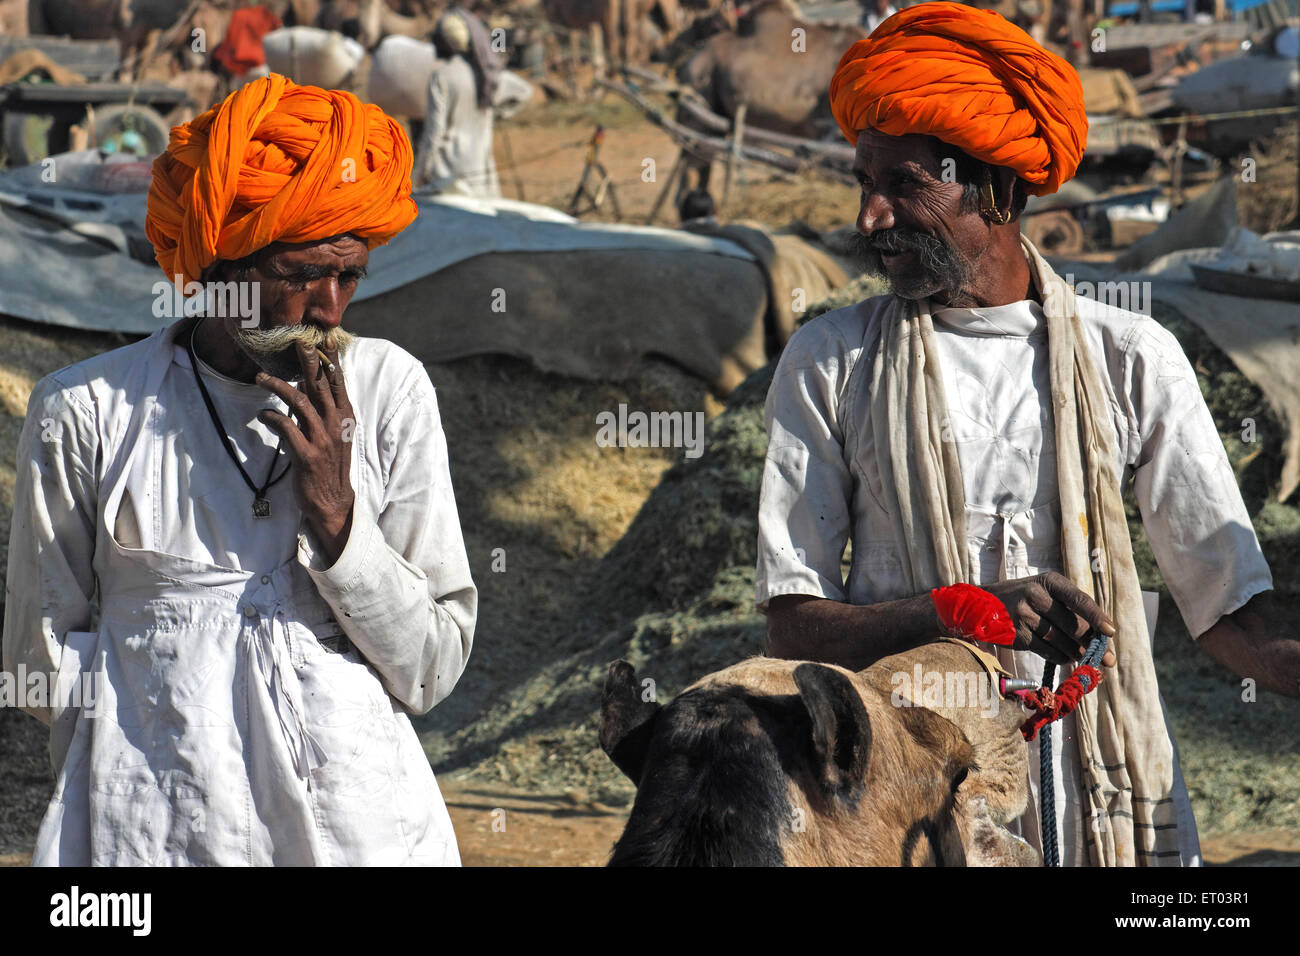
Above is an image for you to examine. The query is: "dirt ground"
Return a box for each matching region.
[3,771,1297,868]
[493,94,862,233]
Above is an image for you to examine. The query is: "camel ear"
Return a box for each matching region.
[793,663,872,804]
[600,660,662,783]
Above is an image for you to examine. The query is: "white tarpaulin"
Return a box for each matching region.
[351,194,755,302]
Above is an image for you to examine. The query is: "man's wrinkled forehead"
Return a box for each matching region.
[258,233,369,270]
[852,129,946,179]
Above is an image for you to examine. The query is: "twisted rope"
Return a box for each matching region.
[1019,631,1110,868]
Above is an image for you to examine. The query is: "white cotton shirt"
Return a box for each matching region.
[756,292,1274,866]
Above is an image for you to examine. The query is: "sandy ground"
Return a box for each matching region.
[3,772,1297,868]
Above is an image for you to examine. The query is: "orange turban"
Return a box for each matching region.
[829,2,1087,197]
[147,73,417,286]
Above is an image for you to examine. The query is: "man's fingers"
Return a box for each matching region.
[1028,606,1118,670]
[256,409,311,460]
[1038,617,1083,660]
[1016,612,1071,665]
[316,344,339,381]
[1031,629,1075,666]
[301,341,352,423]
[256,370,324,438]
[1043,627,1117,670]
[295,342,335,418]
[1045,600,1091,641]
[1041,573,1116,636]
[321,346,352,414]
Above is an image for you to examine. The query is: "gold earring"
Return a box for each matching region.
[981,175,1011,225]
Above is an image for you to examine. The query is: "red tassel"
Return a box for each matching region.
[931,584,1016,646]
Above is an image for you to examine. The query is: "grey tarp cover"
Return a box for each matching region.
[0,187,755,334]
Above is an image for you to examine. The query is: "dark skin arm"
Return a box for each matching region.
[255,340,356,565]
[766,571,1117,672]
[765,591,945,672]
[1199,592,1300,698]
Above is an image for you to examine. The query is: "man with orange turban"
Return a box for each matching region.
[756,3,1298,867]
[4,74,477,865]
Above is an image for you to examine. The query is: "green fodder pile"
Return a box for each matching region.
[1125,303,1300,832]
[413,352,723,755]
[433,290,1300,833]
[721,169,865,236]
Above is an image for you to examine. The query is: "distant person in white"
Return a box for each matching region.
[414,7,511,198]
[859,0,899,33]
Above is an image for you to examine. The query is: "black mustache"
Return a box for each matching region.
[848,227,973,300]
[854,228,945,256]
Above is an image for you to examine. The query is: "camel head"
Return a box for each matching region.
[600,652,1039,866]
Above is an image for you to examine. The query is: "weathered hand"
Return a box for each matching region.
[255,340,355,562]
[984,572,1117,668]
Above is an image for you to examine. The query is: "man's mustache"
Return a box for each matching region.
[848,227,973,301]
[235,323,354,358]
[850,227,950,262]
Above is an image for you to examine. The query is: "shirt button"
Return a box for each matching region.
[243,605,257,618]
[260,575,271,585]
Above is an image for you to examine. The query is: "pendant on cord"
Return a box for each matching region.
[187,324,290,522]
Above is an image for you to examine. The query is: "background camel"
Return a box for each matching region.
[319,0,435,49]
[676,0,864,135]
[674,0,864,191]
[541,0,682,77]
[25,0,126,38]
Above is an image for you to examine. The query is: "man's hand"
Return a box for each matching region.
[255,341,355,564]
[984,572,1117,668]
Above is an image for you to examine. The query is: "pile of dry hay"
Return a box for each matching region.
[1235,123,1300,237]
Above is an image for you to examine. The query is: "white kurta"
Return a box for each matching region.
[3,317,477,865]
[756,293,1274,866]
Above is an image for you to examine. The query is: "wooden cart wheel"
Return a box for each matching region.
[1022,209,1084,257]
[89,102,170,156]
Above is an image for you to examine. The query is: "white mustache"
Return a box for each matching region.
[235,325,354,357]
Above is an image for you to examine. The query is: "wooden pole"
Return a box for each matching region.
[721,102,747,211]
[1068,0,1085,67]
[1171,115,1189,209]
[594,78,857,183]
[567,31,581,99]
[646,148,687,224]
